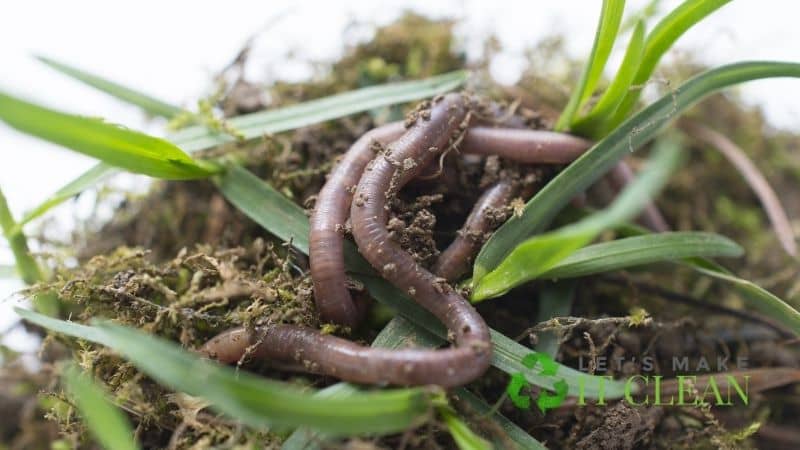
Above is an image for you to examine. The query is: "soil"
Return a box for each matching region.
[2,12,799,450]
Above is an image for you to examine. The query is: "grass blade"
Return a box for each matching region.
[62,364,141,450]
[439,407,493,450]
[16,307,434,435]
[215,165,628,398]
[541,232,743,279]
[601,0,732,132]
[21,71,468,227]
[0,187,42,285]
[171,70,469,152]
[453,389,547,450]
[555,0,626,130]
[535,283,575,358]
[682,121,797,256]
[15,163,115,230]
[608,219,800,335]
[36,55,183,118]
[572,20,646,135]
[473,61,800,283]
[473,138,682,300]
[0,92,219,180]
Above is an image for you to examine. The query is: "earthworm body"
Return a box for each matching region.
[202,92,668,387]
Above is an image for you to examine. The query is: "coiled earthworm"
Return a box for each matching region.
[309,122,405,327]
[349,92,493,385]
[309,123,592,327]
[432,180,517,281]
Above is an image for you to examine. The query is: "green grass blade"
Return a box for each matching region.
[541,232,743,279]
[555,0,626,130]
[535,283,575,358]
[571,20,646,135]
[62,364,141,450]
[689,260,800,334]
[440,407,493,450]
[36,56,184,118]
[171,70,469,153]
[20,71,468,228]
[604,219,800,335]
[601,0,732,132]
[473,61,800,283]
[0,187,42,285]
[215,165,627,398]
[453,389,548,450]
[16,308,433,435]
[0,92,219,180]
[15,163,115,230]
[473,138,682,300]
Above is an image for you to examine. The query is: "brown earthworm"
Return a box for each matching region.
[309,122,592,327]
[432,180,517,281]
[349,92,493,385]
[309,122,405,327]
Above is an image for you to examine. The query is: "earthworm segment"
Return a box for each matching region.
[203,91,670,388]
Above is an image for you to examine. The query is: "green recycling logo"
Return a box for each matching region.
[506,352,569,413]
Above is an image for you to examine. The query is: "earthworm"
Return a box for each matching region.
[309,122,593,326]
[309,122,405,327]
[349,92,493,385]
[432,180,517,281]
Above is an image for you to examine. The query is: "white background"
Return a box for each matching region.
[2,0,800,350]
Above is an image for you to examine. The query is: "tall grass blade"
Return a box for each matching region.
[601,0,732,132]
[683,121,797,256]
[555,0,626,130]
[541,232,743,279]
[535,283,575,358]
[21,71,468,227]
[439,407,493,450]
[62,364,141,450]
[473,61,800,283]
[16,307,433,435]
[473,138,683,300]
[0,92,219,179]
[36,56,184,118]
[572,20,646,135]
[0,187,42,285]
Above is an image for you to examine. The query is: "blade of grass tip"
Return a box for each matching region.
[601,0,732,133]
[555,0,626,130]
[0,92,220,180]
[473,61,800,283]
[541,231,743,279]
[23,71,468,228]
[535,283,575,358]
[681,121,797,257]
[571,20,646,135]
[619,0,663,33]
[473,136,683,300]
[603,218,800,336]
[62,364,141,450]
[212,162,628,399]
[15,308,433,435]
[36,55,183,119]
[0,187,42,285]
[439,407,493,450]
